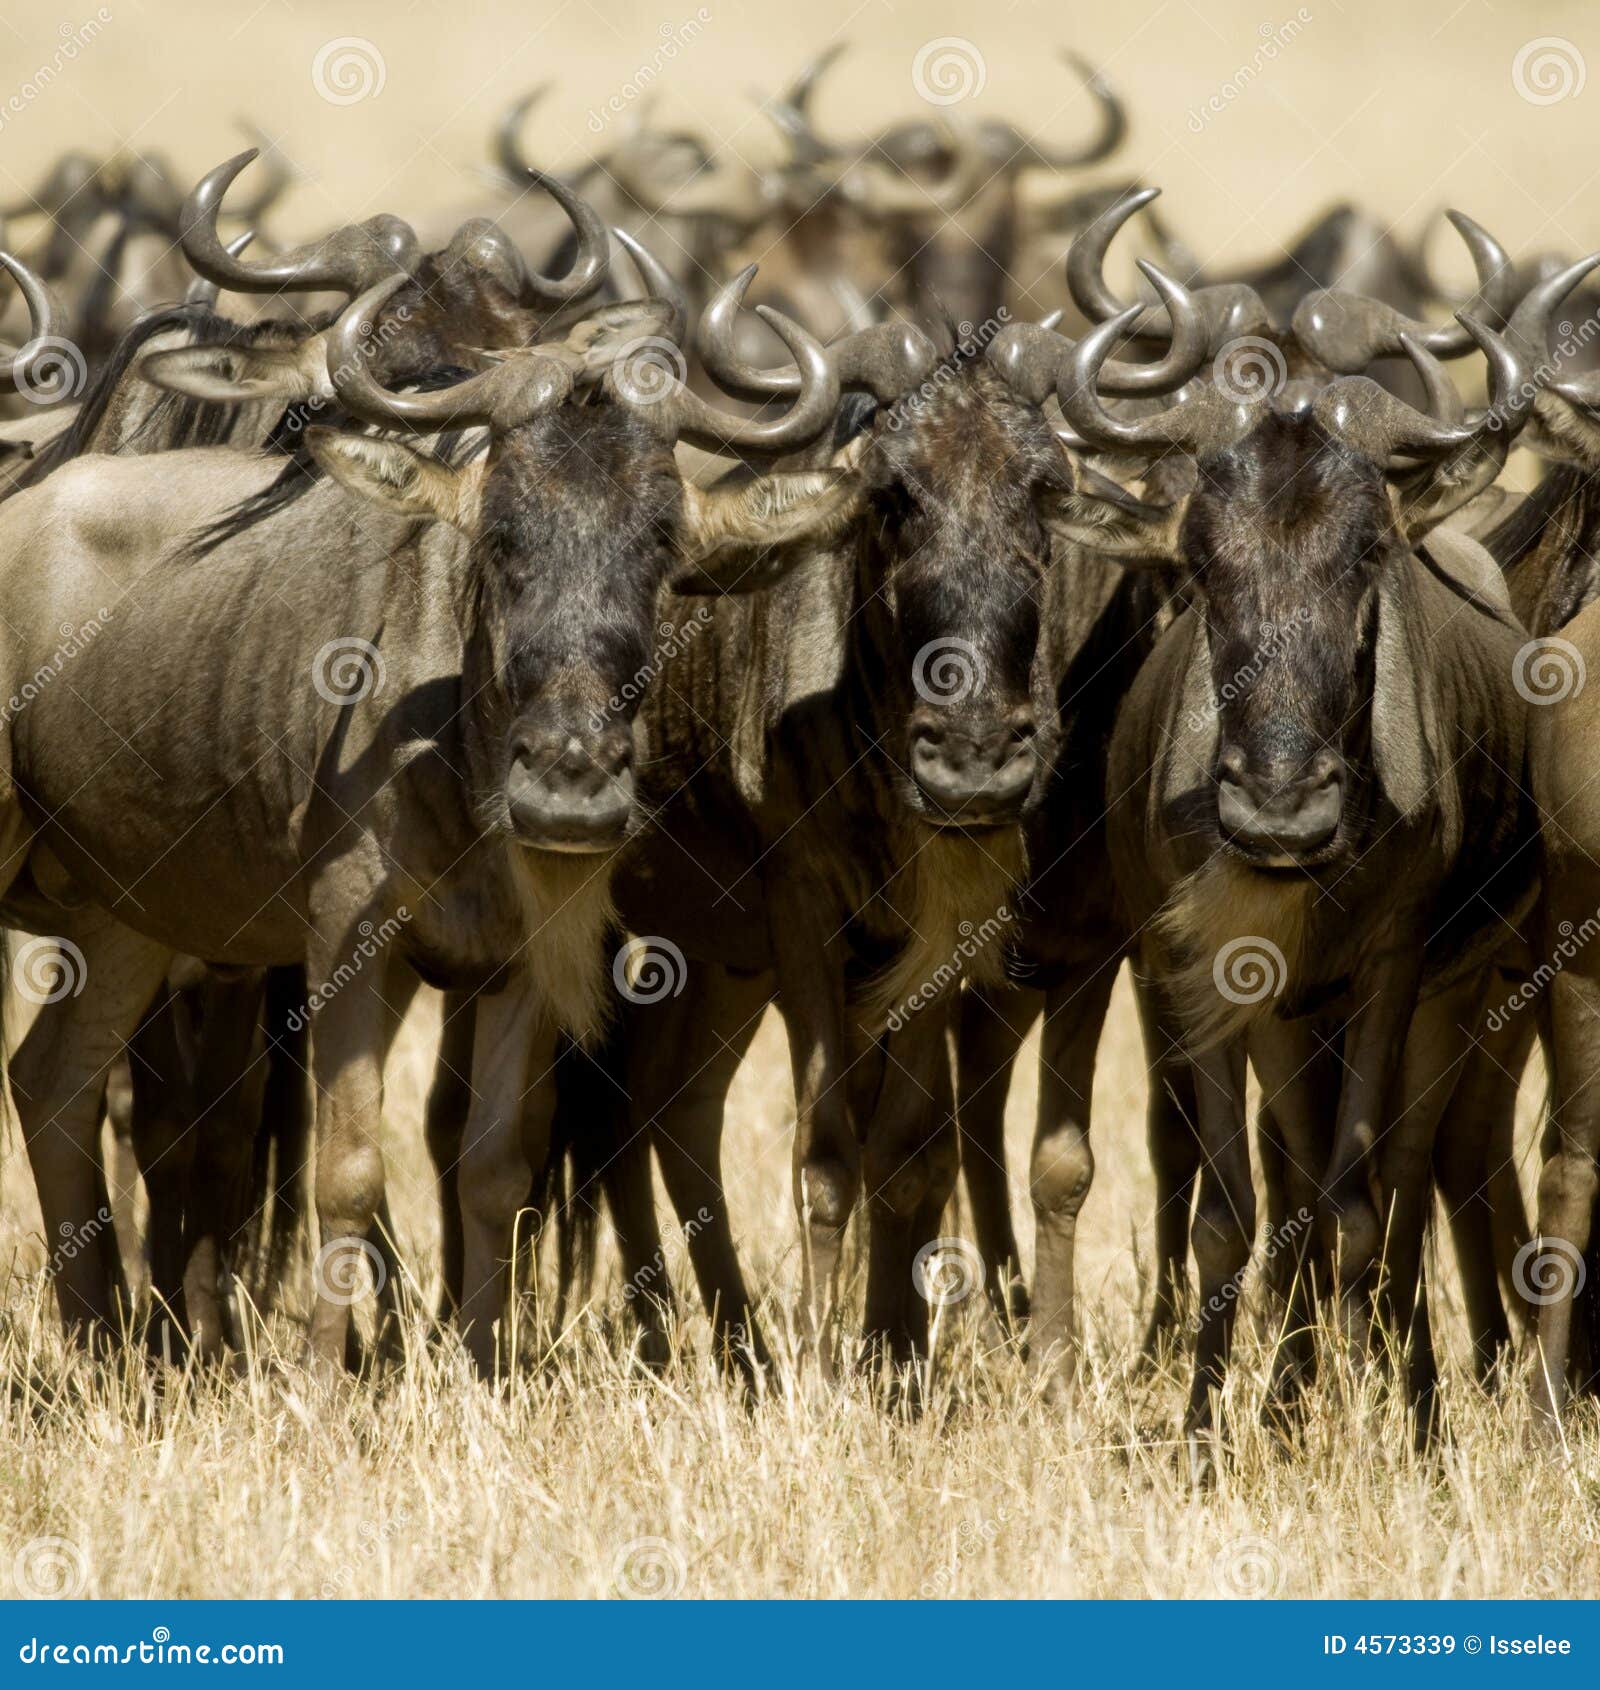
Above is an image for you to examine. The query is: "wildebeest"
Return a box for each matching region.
[1071,252,1590,1447]
[0,196,860,1376]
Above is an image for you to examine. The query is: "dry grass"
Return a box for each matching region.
[3,976,1597,1600]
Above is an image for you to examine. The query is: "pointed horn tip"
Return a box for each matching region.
[1039,309,1064,330]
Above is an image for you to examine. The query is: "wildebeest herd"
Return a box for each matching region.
[4,49,1600,1462]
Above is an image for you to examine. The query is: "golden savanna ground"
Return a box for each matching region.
[2,0,1600,1601]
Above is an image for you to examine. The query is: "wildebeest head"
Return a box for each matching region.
[288,249,854,858]
[1048,196,1595,868]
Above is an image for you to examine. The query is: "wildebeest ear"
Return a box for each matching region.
[1370,556,1448,831]
[141,339,335,405]
[672,468,864,593]
[304,427,480,531]
[1038,464,1187,567]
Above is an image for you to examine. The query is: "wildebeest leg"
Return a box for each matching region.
[304,953,394,1379]
[1317,951,1423,1353]
[252,964,311,1307]
[637,965,772,1376]
[953,985,1040,1324]
[1250,1017,1333,1417]
[1028,963,1118,1393]
[423,990,475,1319]
[1133,971,1201,1358]
[456,972,554,1379]
[9,909,172,1344]
[771,913,856,1379]
[862,1003,960,1370]
[1377,969,1487,1432]
[1433,995,1534,1385]
[182,975,267,1360]
[1533,960,1600,1429]
[126,987,198,1349]
[1185,1037,1254,1449]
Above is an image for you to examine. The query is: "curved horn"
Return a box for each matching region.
[1312,316,1529,467]
[629,276,841,453]
[181,150,420,296]
[1291,212,1518,370]
[612,227,688,343]
[762,43,848,163]
[1066,187,1269,347]
[1004,53,1127,171]
[991,259,1211,403]
[0,252,67,394]
[324,274,574,433]
[185,229,253,305]
[1058,305,1257,456]
[229,124,294,221]
[1507,252,1600,408]
[698,264,936,403]
[494,85,548,185]
[501,169,610,306]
